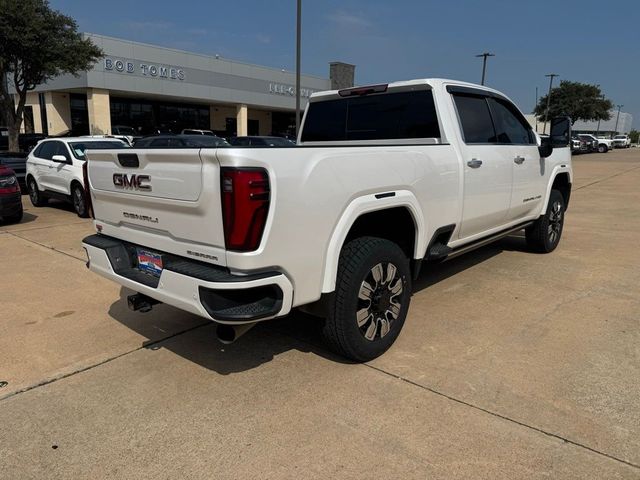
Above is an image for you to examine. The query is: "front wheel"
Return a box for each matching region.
[323,237,412,362]
[3,204,23,224]
[526,189,565,253]
[598,144,608,153]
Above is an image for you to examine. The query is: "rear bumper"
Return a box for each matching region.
[0,192,22,216]
[82,234,293,324]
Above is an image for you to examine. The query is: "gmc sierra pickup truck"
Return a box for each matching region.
[82,79,572,362]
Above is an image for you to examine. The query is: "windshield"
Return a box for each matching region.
[69,141,129,159]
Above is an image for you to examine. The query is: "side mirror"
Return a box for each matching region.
[538,136,553,158]
[550,116,572,148]
[52,154,68,163]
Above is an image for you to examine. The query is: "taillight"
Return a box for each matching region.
[221,168,270,252]
[82,161,94,219]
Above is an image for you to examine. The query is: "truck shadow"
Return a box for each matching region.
[107,234,532,374]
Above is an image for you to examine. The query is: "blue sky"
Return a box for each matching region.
[52,0,637,127]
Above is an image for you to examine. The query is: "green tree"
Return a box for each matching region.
[0,0,102,151]
[534,81,613,125]
[630,130,639,144]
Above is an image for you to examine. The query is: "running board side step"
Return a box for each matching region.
[444,221,534,262]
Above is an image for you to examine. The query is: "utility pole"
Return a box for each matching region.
[535,86,538,132]
[542,73,558,134]
[295,0,302,138]
[475,52,495,85]
[596,84,604,138]
[614,104,623,136]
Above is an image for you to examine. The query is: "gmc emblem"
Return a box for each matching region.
[113,173,151,191]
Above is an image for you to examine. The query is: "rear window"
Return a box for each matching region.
[301,90,441,142]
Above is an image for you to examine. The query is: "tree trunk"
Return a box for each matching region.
[7,120,20,152]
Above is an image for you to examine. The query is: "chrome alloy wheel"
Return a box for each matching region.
[29,179,38,204]
[548,200,563,244]
[356,262,404,341]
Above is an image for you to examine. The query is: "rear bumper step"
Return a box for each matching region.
[82,234,293,323]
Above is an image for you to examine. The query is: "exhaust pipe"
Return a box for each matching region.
[216,323,257,344]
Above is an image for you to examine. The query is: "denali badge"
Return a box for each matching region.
[113,173,151,191]
[123,212,159,223]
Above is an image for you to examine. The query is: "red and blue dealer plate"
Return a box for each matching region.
[136,248,163,277]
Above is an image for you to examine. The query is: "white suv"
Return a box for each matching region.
[26,137,129,217]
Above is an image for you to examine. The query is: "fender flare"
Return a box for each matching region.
[320,190,426,293]
[540,165,573,214]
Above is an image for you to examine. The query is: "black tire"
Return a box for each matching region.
[27,177,47,207]
[323,236,412,362]
[4,204,23,224]
[598,144,607,153]
[72,183,89,218]
[526,190,565,253]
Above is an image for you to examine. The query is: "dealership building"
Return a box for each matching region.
[17,33,355,138]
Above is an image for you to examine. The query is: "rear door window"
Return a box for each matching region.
[301,90,441,142]
[452,94,496,144]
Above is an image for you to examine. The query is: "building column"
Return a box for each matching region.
[44,92,72,135]
[236,104,248,136]
[86,88,112,135]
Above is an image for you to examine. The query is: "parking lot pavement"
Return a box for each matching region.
[1,149,640,479]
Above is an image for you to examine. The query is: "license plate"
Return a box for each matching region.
[137,248,163,277]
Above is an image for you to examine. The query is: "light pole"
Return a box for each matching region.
[614,104,623,136]
[595,86,604,137]
[535,86,538,131]
[295,0,302,138]
[475,52,495,85]
[542,73,558,134]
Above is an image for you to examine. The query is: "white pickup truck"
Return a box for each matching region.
[82,79,572,361]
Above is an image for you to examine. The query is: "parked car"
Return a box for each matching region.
[111,125,141,145]
[578,134,610,153]
[227,136,296,147]
[0,151,28,186]
[82,78,572,362]
[0,165,23,224]
[26,137,129,217]
[181,129,216,136]
[612,134,631,148]
[133,134,229,148]
[596,137,615,152]
[570,135,588,154]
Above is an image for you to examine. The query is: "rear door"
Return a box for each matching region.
[451,92,513,239]
[48,141,74,195]
[32,141,57,191]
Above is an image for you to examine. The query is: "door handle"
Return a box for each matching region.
[514,156,525,165]
[467,159,483,169]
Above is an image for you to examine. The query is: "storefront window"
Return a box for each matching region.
[110,97,210,135]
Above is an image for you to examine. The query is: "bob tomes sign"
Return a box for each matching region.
[269,83,316,98]
[104,57,185,81]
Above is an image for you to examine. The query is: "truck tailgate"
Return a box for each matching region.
[87,148,227,265]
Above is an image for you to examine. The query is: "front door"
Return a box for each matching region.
[452,92,513,239]
[486,97,545,220]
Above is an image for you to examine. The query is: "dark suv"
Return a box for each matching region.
[227,136,295,147]
[0,165,23,224]
[133,135,230,148]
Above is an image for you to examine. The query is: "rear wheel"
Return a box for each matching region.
[27,177,47,207]
[72,184,89,218]
[323,236,412,362]
[526,189,565,253]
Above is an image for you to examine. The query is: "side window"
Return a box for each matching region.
[37,141,56,160]
[54,142,70,160]
[167,138,184,147]
[452,94,496,144]
[488,98,534,145]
